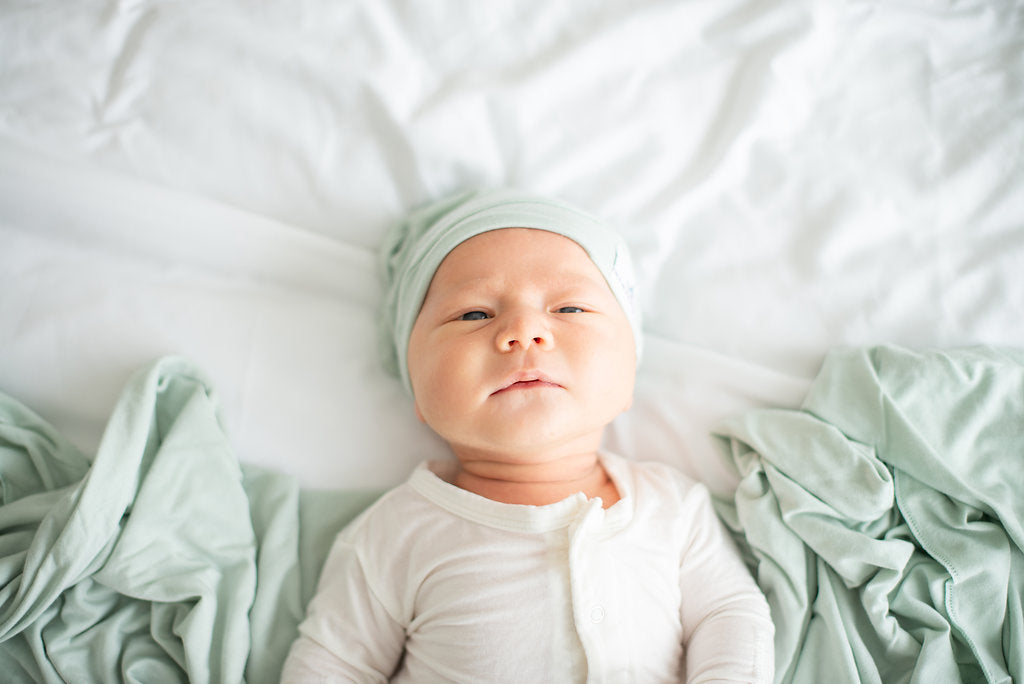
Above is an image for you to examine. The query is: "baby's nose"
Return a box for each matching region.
[496,312,553,352]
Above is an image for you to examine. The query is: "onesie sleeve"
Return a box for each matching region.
[280,530,405,682]
[678,483,775,684]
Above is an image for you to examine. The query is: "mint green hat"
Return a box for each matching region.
[379,188,642,395]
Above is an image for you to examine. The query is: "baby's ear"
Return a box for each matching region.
[414,402,426,424]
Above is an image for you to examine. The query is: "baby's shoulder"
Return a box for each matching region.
[325,481,462,587]
[622,457,706,498]
[340,481,446,540]
[617,457,719,527]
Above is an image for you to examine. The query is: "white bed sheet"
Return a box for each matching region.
[1,0,1022,497]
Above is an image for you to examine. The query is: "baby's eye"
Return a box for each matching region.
[458,311,490,321]
[556,306,585,314]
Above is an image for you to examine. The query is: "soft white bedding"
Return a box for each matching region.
[2,0,1022,498]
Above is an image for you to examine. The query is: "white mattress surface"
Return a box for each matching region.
[2,0,1022,495]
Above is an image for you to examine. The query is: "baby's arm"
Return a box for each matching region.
[281,534,405,682]
[679,486,775,683]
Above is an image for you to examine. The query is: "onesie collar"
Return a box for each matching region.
[408,451,635,534]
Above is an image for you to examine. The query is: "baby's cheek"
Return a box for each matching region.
[417,370,465,422]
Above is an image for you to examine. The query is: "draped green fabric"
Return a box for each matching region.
[716,346,1024,684]
[6,346,1022,682]
[0,358,378,683]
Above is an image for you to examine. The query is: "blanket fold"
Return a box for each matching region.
[0,358,375,683]
[716,345,1024,684]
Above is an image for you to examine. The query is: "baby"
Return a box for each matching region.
[282,189,774,682]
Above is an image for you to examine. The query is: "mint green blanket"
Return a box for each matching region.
[6,349,1022,682]
[0,359,378,683]
[716,346,1024,684]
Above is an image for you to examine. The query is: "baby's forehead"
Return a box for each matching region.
[425,227,603,295]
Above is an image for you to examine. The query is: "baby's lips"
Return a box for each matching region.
[491,370,562,395]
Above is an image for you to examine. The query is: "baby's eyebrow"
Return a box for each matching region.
[546,271,615,294]
[428,276,496,299]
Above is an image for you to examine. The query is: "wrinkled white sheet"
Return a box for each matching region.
[1,0,1022,496]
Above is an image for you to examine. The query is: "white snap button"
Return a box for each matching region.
[590,605,606,623]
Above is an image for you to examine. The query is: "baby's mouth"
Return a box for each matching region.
[491,372,562,395]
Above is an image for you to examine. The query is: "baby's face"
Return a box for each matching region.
[406,228,636,463]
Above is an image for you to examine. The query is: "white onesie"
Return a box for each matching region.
[282,452,774,682]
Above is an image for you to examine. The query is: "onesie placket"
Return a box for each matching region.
[566,496,631,683]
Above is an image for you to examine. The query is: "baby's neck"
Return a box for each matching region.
[451,452,620,508]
